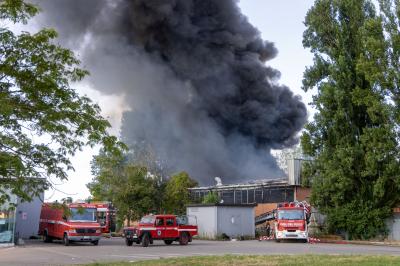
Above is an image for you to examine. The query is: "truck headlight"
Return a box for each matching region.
[96,229,101,234]
[68,229,76,233]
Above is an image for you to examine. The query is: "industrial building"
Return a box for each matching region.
[189,158,311,217]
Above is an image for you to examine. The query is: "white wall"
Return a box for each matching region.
[217,206,255,238]
[386,213,400,241]
[15,192,44,239]
[187,205,255,239]
[187,206,217,239]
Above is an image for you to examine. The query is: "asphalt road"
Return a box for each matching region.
[1,238,400,266]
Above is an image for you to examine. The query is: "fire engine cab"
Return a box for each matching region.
[39,203,102,246]
[274,201,310,242]
[123,214,198,247]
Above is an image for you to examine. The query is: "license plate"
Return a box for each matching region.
[84,236,90,239]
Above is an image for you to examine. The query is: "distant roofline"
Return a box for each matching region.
[187,203,257,208]
[189,178,290,191]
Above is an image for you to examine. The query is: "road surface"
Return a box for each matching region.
[0,238,399,266]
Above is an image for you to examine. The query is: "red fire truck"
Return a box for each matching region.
[123,214,198,247]
[273,201,310,242]
[91,202,116,233]
[255,201,311,242]
[39,203,102,246]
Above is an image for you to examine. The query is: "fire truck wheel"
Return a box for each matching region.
[63,233,70,246]
[43,231,52,243]
[91,240,99,246]
[141,233,150,247]
[164,240,173,245]
[179,232,189,245]
[125,239,133,246]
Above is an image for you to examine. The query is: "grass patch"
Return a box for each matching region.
[83,255,400,266]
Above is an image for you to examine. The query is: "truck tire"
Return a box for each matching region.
[179,232,189,245]
[164,240,173,245]
[92,240,99,246]
[43,231,52,243]
[141,233,150,247]
[125,239,133,246]
[63,233,70,246]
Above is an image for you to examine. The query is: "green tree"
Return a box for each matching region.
[164,172,198,215]
[202,191,219,204]
[88,151,158,226]
[379,0,400,125]
[0,0,124,204]
[302,0,400,239]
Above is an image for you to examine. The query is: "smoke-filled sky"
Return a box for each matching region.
[21,0,314,200]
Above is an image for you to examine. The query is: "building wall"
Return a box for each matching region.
[0,192,17,246]
[216,206,255,238]
[187,206,217,239]
[15,192,44,239]
[294,187,311,202]
[191,186,295,205]
[386,212,400,241]
[255,203,277,217]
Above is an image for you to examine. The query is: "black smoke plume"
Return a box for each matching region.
[32,0,307,184]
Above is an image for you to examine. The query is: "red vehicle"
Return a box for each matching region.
[39,203,102,246]
[273,201,311,242]
[123,214,198,247]
[91,202,116,233]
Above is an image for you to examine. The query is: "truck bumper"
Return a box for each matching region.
[276,231,308,240]
[125,234,139,241]
[68,235,101,242]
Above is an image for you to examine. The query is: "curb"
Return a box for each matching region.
[317,239,400,247]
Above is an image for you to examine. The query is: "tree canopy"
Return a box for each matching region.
[302,0,400,239]
[0,0,124,204]
[164,172,198,215]
[89,151,159,226]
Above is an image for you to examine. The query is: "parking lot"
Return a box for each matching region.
[1,237,400,266]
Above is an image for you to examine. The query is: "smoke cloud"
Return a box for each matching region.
[31,0,307,185]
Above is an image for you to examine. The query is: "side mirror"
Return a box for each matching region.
[62,215,67,221]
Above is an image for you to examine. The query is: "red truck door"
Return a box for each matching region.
[55,209,65,239]
[165,217,178,239]
[154,217,165,239]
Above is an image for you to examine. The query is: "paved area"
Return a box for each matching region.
[1,238,400,266]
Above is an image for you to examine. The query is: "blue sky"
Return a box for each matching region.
[46,1,316,201]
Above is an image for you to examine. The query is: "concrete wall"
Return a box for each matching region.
[187,205,255,239]
[15,192,44,239]
[216,206,255,238]
[187,206,217,239]
[386,213,400,241]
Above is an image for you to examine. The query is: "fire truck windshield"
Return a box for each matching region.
[140,216,155,224]
[277,210,304,220]
[69,208,96,222]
